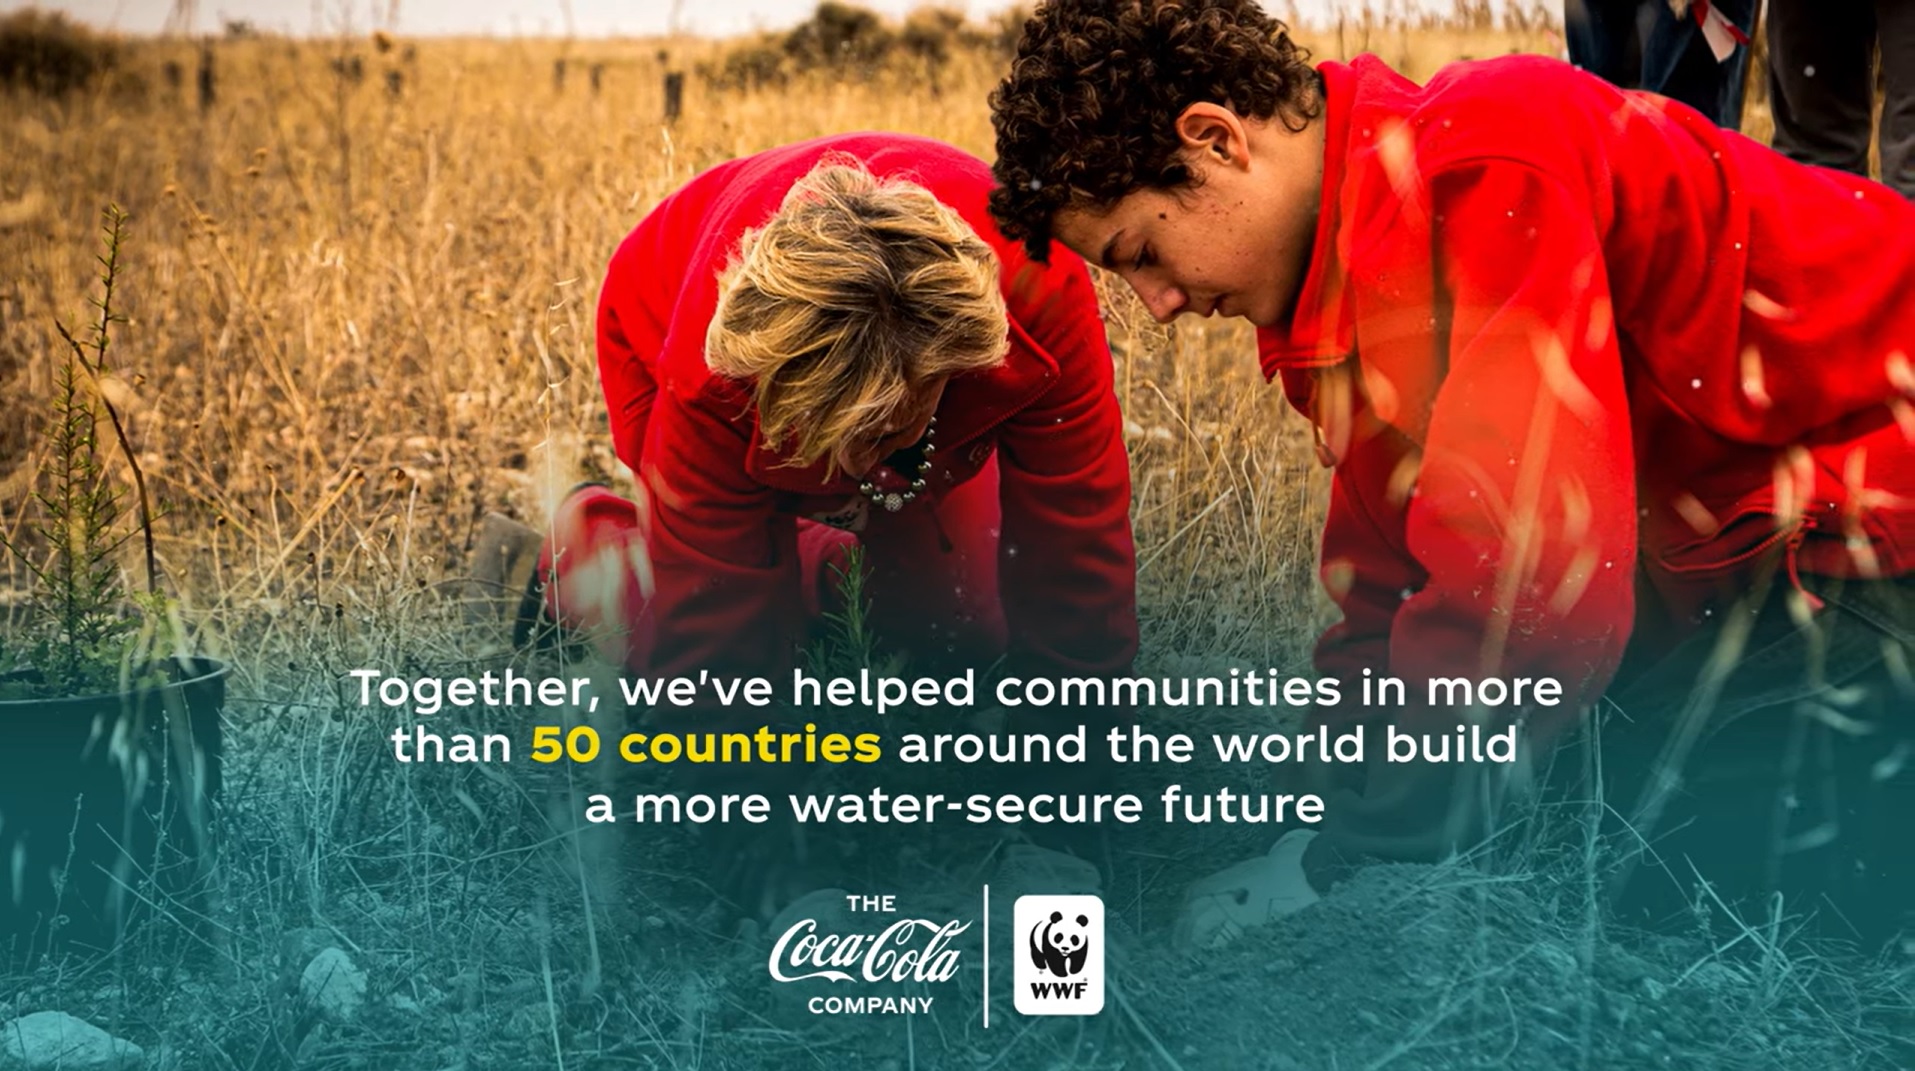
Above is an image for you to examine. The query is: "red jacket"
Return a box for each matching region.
[1261,56,1915,739]
[596,134,1137,682]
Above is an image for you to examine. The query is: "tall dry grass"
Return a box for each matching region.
[0,14,1562,670]
[11,15,1897,1071]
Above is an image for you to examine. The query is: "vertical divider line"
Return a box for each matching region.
[982,884,991,1028]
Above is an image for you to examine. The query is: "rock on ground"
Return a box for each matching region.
[0,1011,143,1071]
[300,946,369,1023]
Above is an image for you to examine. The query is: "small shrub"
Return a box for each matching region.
[700,37,788,91]
[783,1,893,73]
[900,7,965,67]
[986,5,1032,58]
[0,8,117,98]
[701,4,1011,90]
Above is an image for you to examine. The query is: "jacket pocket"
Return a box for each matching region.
[1654,503,1798,577]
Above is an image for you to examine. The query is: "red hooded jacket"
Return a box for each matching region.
[1260,56,1915,740]
[596,134,1137,683]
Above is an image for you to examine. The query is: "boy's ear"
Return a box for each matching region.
[1174,102,1250,169]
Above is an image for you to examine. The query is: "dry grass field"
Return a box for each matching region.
[0,7,1906,1070]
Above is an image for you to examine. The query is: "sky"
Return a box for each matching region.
[11,0,1341,38]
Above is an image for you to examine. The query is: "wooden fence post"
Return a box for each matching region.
[663,70,684,123]
[197,41,216,111]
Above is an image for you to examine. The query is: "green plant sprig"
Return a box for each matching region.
[0,205,168,697]
[55,204,159,600]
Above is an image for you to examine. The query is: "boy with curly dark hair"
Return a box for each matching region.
[992,0,1915,948]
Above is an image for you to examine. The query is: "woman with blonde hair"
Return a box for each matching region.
[527,132,1136,714]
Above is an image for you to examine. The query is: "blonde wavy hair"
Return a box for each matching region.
[705,158,1011,471]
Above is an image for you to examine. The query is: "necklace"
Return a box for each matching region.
[857,417,936,512]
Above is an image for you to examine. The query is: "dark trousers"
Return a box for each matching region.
[1566,570,1915,948]
[1566,0,1756,128]
[1766,0,1915,200]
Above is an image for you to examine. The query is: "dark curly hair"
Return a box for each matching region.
[989,0,1322,261]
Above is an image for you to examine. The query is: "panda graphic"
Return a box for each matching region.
[1028,910,1092,978]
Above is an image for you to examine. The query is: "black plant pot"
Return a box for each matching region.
[0,657,225,955]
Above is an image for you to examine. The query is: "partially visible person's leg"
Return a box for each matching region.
[1642,0,1754,127]
[1876,0,1915,198]
[1566,0,1647,87]
[1596,572,1915,946]
[1819,575,1915,941]
[1767,0,1877,176]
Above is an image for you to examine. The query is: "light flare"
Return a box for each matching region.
[1738,346,1771,410]
[1323,557,1355,601]
[1531,330,1601,422]
[1741,289,1795,322]
[1771,445,1813,529]
[1386,452,1422,507]
[1672,492,1719,536]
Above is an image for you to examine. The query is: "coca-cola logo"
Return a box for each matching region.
[768,916,969,984]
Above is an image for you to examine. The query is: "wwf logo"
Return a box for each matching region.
[1012,895,1104,1015]
[1028,910,1091,978]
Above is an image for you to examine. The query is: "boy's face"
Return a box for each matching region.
[1051,103,1323,330]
